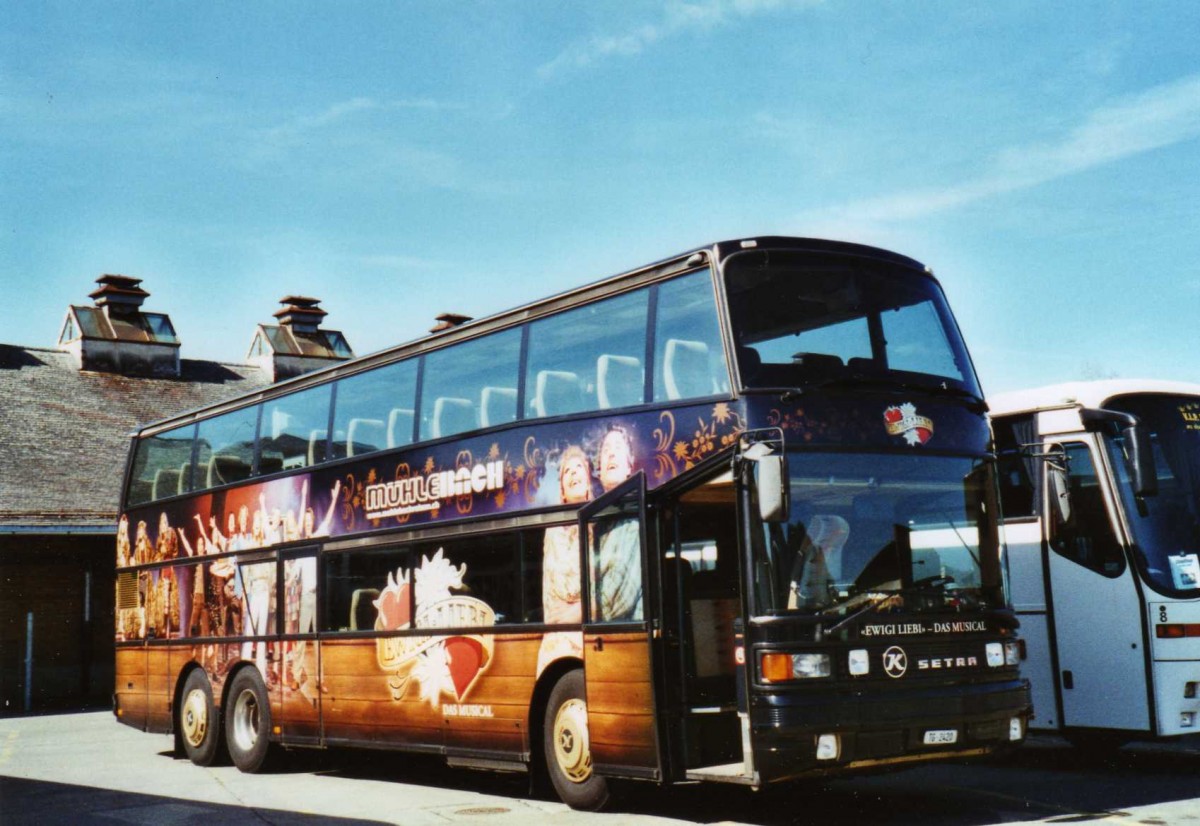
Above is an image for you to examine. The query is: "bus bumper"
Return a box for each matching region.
[750,678,1031,782]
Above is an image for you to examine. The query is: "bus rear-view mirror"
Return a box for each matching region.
[755,454,788,523]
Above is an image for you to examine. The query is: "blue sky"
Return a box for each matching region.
[3,1,1198,395]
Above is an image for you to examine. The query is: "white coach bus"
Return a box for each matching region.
[989,380,1200,748]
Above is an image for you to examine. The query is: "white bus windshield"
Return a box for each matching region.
[752,453,1005,617]
[1104,394,1200,594]
[724,251,981,399]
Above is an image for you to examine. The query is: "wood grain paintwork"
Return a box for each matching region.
[119,629,660,773]
[320,632,544,754]
[584,631,658,773]
[114,647,148,730]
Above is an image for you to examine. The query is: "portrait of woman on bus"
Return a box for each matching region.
[537,445,593,674]
[593,425,643,622]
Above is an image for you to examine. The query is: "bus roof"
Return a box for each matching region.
[989,379,1200,417]
[131,235,932,438]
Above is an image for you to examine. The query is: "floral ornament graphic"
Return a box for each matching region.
[884,403,935,446]
[654,403,747,479]
[373,549,496,705]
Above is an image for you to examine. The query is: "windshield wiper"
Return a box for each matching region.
[818,575,955,636]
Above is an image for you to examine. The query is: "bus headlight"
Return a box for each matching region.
[848,649,870,676]
[985,643,1004,667]
[1009,717,1025,741]
[815,733,841,760]
[1004,641,1021,666]
[761,652,831,682]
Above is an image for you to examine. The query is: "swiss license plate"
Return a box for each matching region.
[923,729,958,745]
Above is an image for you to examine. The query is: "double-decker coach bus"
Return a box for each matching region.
[991,380,1200,749]
[115,236,1030,809]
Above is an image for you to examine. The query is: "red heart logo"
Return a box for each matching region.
[884,407,903,424]
[445,636,484,700]
[915,428,932,444]
[376,584,411,630]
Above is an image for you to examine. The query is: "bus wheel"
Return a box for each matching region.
[225,668,273,773]
[179,670,221,766]
[543,670,610,811]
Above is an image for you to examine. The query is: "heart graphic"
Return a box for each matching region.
[915,427,932,444]
[444,636,485,700]
[375,583,411,630]
[884,407,903,424]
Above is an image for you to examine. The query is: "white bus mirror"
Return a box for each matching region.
[1047,462,1072,526]
[755,454,788,523]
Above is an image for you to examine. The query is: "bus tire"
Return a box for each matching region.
[178,669,221,766]
[543,670,610,811]
[225,668,273,773]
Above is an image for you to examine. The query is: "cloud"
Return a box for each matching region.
[258,97,465,148]
[537,0,822,79]
[800,73,1200,228]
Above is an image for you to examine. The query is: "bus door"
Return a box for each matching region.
[579,471,662,781]
[1045,439,1150,732]
[280,547,321,744]
[659,471,743,774]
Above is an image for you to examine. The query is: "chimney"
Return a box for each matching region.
[430,312,472,333]
[57,274,181,377]
[247,296,354,383]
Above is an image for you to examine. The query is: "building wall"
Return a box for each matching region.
[0,535,115,714]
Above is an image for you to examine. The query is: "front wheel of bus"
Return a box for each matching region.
[543,670,610,811]
[225,668,273,773]
[179,669,221,766]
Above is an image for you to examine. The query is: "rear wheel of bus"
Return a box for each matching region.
[226,668,273,773]
[543,670,610,811]
[178,669,221,766]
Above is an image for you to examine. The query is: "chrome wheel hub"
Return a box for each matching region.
[231,688,260,753]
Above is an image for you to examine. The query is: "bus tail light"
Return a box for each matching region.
[1004,641,1021,665]
[985,643,1004,667]
[760,652,831,682]
[1155,624,1200,638]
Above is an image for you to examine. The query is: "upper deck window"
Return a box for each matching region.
[332,360,419,460]
[127,422,197,506]
[725,251,980,398]
[420,328,522,441]
[652,270,729,402]
[261,383,333,472]
[525,288,650,417]
[195,405,259,488]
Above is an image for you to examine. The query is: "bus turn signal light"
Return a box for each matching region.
[1156,624,1200,639]
[760,652,831,682]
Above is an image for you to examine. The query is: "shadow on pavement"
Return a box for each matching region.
[0,775,390,826]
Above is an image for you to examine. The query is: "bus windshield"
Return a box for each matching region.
[752,452,1004,617]
[1103,394,1200,594]
[724,251,980,398]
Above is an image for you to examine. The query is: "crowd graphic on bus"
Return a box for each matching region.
[116,478,340,688]
[118,416,654,685]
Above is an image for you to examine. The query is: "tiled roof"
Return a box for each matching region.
[0,344,270,528]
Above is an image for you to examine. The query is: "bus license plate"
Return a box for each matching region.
[923,729,958,745]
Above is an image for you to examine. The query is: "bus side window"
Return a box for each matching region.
[322,546,411,633]
[652,270,729,403]
[414,535,519,626]
[1049,442,1126,578]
